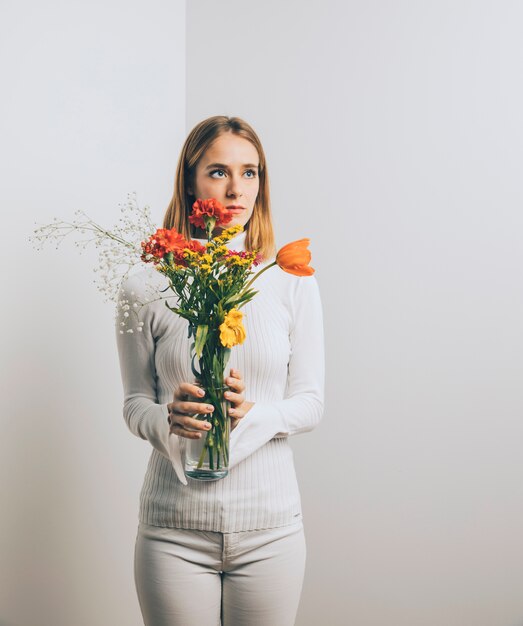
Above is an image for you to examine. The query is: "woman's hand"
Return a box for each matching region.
[224,368,254,431]
[167,369,254,438]
[167,382,215,439]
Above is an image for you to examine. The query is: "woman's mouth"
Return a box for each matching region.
[226,205,246,215]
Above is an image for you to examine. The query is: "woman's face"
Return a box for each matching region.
[188,132,260,231]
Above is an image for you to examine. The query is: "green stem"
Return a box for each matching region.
[242,260,277,292]
[197,432,208,468]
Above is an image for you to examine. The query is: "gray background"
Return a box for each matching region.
[3,0,523,624]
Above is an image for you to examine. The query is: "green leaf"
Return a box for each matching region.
[194,324,209,358]
[224,287,258,307]
[212,353,223,382]
[190,345,202,378]
[222,348,231,372]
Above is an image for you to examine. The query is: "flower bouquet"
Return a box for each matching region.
[31,194,314,480]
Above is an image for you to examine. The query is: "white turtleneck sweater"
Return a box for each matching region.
[115,231,324,532]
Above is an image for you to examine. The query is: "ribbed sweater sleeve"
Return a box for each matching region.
[229,274,325,468]
[115,274,188,485]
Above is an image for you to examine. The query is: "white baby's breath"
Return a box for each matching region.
[30,191,171,332]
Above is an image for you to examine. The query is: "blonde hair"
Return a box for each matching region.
[162,115,275,260]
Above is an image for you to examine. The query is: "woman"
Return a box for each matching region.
[116,115,325,625]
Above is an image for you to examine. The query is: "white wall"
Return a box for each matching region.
[186,1,523,625]
[1,1,185,624]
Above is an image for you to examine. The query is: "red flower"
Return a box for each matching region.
[189,198,233,230]
[155,229,187,252]
[141,228,187,262]
[185,240,206,254]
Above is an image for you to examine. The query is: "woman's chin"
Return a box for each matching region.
[228,214,250,229]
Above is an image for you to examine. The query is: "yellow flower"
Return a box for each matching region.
[219,224,243,243]
[219,309,246,348]
[213,245,228,256]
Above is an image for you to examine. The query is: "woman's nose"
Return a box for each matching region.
[226,177,243,197]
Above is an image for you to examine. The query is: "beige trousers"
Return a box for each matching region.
[134,519,306,626]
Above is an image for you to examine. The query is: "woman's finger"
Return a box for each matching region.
[168,412,213,438]
[175,382,205,400]
[228,405,246,419]
[229,400,254,420]
[226,368,245,393]
[224,389,244,407]
[173,400,215,416]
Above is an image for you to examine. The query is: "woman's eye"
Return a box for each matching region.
[209,168,257,179]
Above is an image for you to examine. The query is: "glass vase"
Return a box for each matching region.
[184,382,231,481]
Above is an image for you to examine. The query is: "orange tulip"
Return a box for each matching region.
[275,239,315,276]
